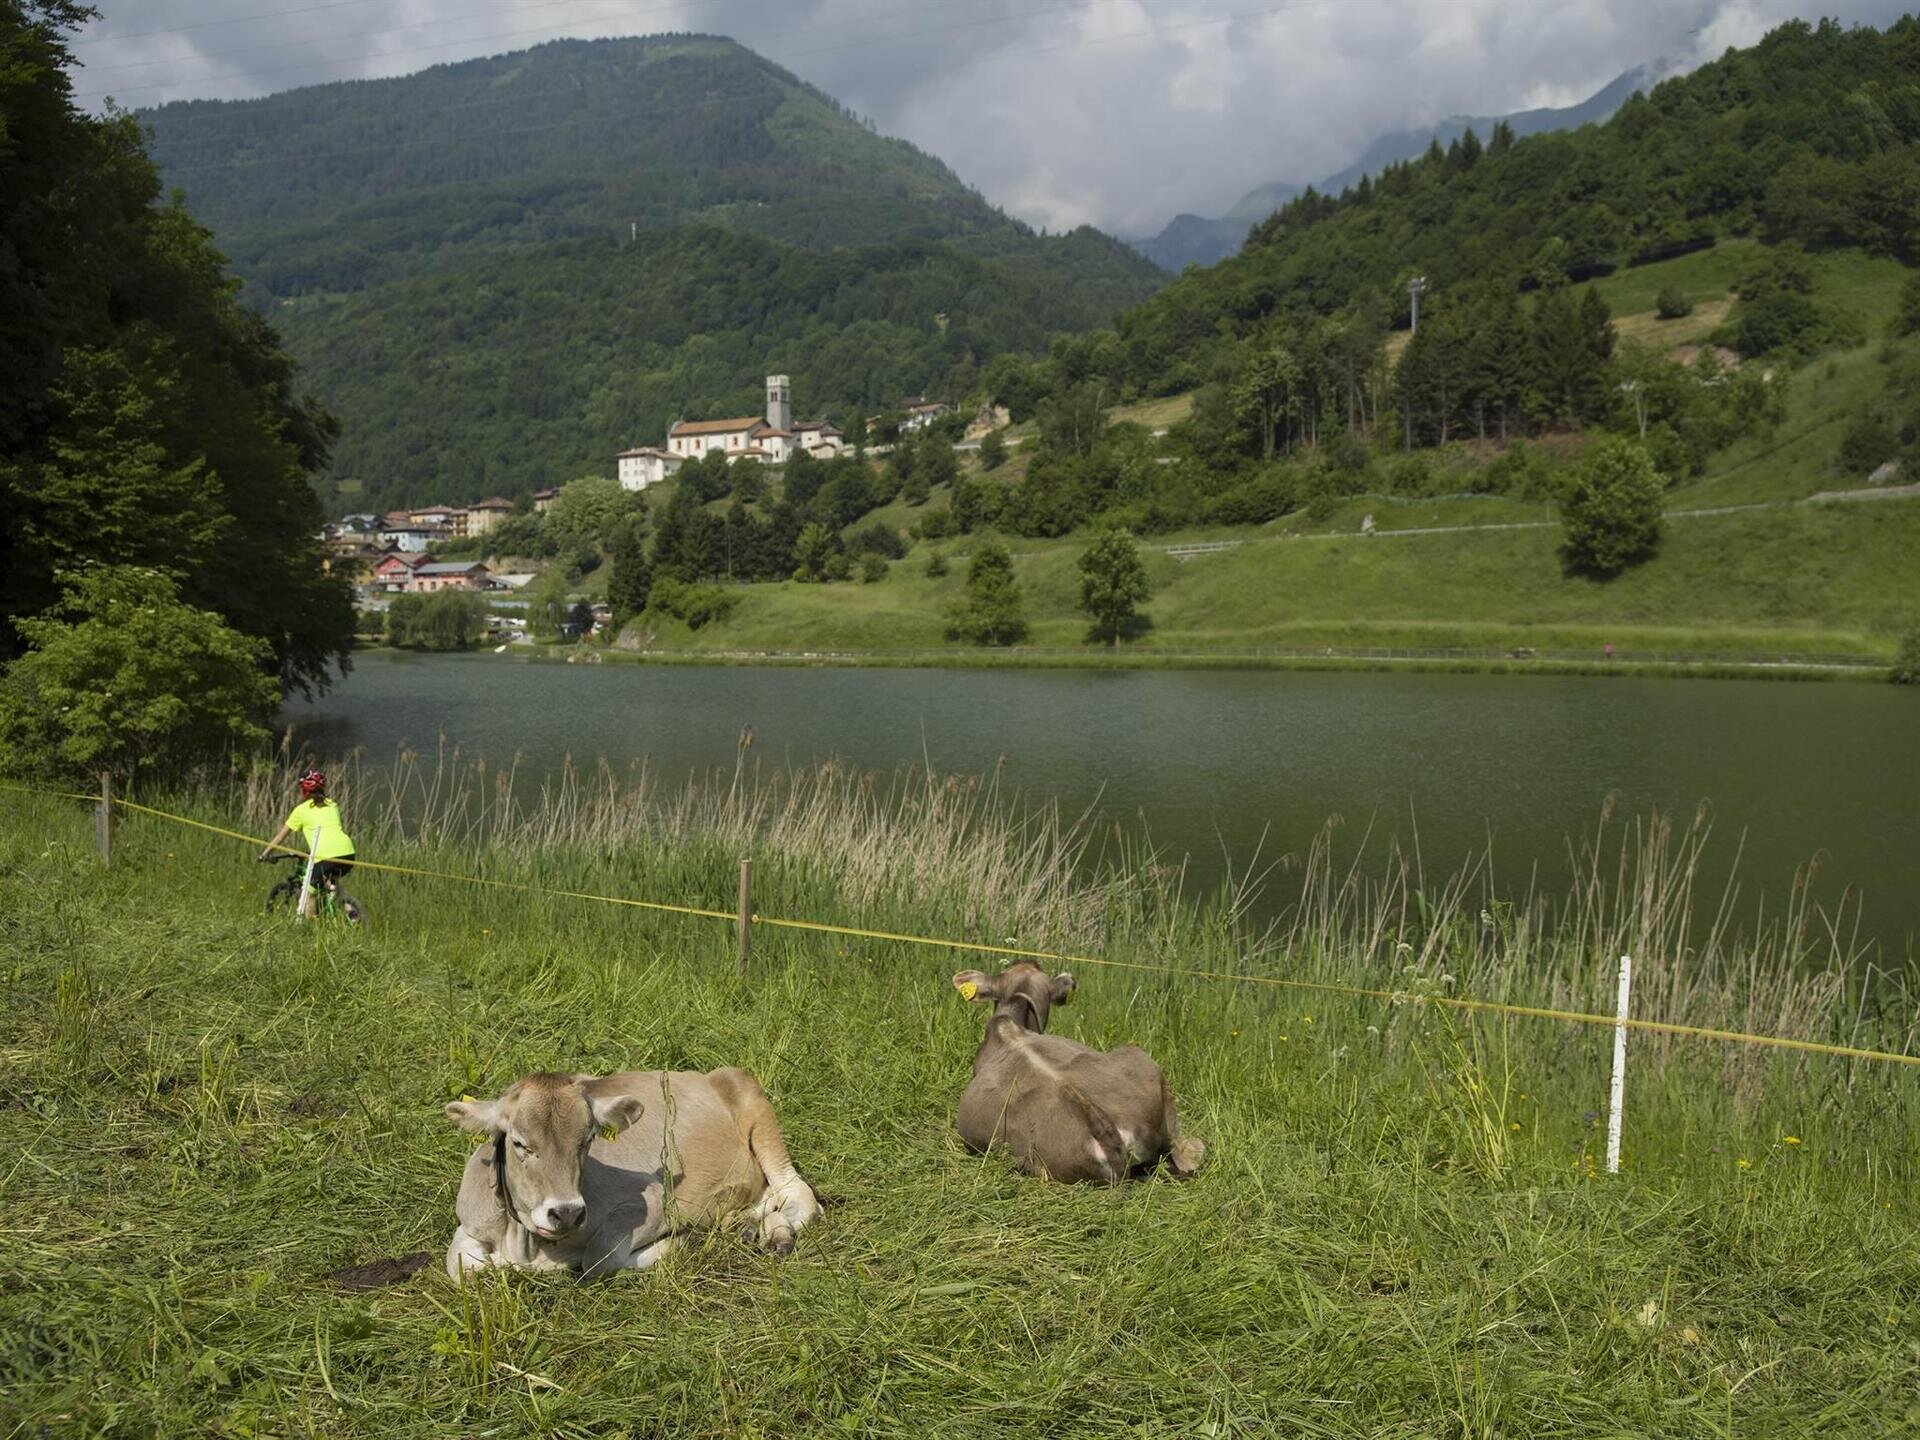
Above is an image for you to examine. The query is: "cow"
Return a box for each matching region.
[442,1067,818,1280]
[951,962,1205,1183]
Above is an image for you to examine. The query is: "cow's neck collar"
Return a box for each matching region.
[491,1132,529,1232]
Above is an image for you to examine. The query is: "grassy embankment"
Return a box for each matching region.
[4,761,1920,1434]
[596,243,1920,667]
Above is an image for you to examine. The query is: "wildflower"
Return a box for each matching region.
[1782,1135,1801,1146]
[1736,1158,1752,1170]
[1302,1014,1313,1024]
[1510,1123,1521,1132]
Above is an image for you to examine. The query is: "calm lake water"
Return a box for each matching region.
[286,653,1919,957]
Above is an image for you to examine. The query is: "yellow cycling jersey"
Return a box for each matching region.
[285,800,356,861]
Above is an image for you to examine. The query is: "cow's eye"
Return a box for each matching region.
[510,1136,530,1154]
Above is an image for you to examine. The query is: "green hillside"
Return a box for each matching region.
[139,35,1163,509]
[140,35,1160,311]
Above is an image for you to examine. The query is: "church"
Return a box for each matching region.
[617,376,846,491]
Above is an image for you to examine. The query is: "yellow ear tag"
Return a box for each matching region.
[958,981,978,1000]
[599,1124,618,1143]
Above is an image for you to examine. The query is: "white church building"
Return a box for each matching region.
[617,375,846,491]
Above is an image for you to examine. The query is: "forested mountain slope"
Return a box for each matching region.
[1114,18,1920,387]
[273,225,1137,504]
[139,34,1160,315]
[137,33,1164,507]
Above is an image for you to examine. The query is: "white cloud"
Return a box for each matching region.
[69,0,1913,235]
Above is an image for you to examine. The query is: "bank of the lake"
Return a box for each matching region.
[602,500,1919,667]
[290,652,1920,956]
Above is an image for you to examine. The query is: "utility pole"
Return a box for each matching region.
[1408,275,1427,336]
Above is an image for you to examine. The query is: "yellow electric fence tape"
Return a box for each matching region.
[7,780,1918,1069]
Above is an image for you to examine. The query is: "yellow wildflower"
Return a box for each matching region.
[1510,1122,1521,1132]
[1782,1135,1801,1146]
[1736,1158,1752,1170]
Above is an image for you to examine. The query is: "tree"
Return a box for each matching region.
[1655,286,1695,320]
[1561,438,1665,578]
[792,522,837,582]
[544,475,637,552]
[526,568,571,639]
[1891,626,1920,685]
[387,590,489,651]
[0,567,280,784]
[1075,528,1151,645]
[606,516,652,623]
[0,5,351,696]
[945,535,1028,645]
[978,428,1008,470]
[858,552,888,583]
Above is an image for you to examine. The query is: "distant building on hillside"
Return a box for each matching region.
[531,487,561,513]
[463,497,515,536]
[900,396,955,432]
[641,375,845,480]
[617,446,682,491]
[411,561,491,593]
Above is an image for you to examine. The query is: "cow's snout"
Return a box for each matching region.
[539,1199,586,1234]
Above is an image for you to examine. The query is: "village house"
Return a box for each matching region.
[616,446,682,492]
[463,497,515,536]
[532,487,560,513]
[373,551,432,592]
[410,560,491,593]
[899,396,955,432]
[324,536,390,587]
[408,504,462,531]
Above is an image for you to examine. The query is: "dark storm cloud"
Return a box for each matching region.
[70,0,1916,234]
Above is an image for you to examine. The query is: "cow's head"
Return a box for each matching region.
[952,961,1075,1032]
[445,1073,643,1239]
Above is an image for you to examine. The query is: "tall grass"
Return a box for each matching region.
[200,741,1910,1114]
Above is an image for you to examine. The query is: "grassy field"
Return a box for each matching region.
[625,499,1920,660]
[4,763,1919,1436]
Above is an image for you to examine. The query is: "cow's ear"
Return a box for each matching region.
[953,969,997,1002]
[1049,972,1076,1006]
[445,1097,505,1135]
[588,1092,644,1139]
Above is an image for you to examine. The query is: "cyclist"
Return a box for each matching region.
[258,770,357,918]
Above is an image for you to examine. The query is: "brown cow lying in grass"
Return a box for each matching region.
[444,1068,817,1279]
[952,962,1205,1183]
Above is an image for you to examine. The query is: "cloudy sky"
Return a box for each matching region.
[67,0,1914,235]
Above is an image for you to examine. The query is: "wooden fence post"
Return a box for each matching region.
[96,771,113,868]
[737,858,753,977]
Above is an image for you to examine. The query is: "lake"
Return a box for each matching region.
[285,653,1919,957]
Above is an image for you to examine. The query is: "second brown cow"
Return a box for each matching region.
[951,962,1205,1183]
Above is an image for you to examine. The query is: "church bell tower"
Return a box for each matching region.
[766,374,792,432]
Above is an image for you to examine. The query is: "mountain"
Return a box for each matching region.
[138,35,1165,506]
[1103,18,1920,391]
[1131,62,1665,273]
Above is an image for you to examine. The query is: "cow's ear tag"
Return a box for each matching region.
[599,1124,619,1143]
[958,980,978,1001]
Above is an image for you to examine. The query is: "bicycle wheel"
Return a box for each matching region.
[265,877,300,914]
[336,891,366,926]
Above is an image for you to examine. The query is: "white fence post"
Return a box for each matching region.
[1606,953,1632,1174]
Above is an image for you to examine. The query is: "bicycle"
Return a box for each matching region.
[259,852,366,925]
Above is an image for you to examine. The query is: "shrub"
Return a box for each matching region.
[859,552,888,583]
[918,506,955,539]
[1655,285,1695,320]
[925,551,949,577]
[645,576,740,630]
[846,522,907,560]
[1838,415,1899,476]
[1561,437,1665,577]
[978,429,1008,470]
[1892,628,1920,685]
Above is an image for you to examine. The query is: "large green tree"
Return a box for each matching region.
[945,535,1028,646]
[1076,528,1151,645]
[1561,438,1666,578]
[0,567,280,783]
[0,1,351,699]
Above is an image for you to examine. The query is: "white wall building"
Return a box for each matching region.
[616,446,683,491]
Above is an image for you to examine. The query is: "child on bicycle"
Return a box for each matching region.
[258,770,357,918]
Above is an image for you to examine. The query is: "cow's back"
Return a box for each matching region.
[585,1070,769,1223]
[958,1035,1174,1182]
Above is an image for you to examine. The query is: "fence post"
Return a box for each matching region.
[1606,953,1632,1174]
[736,858,752,977]
[96,771,113,867]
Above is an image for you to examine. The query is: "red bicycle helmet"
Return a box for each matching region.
[297,769,327,798]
